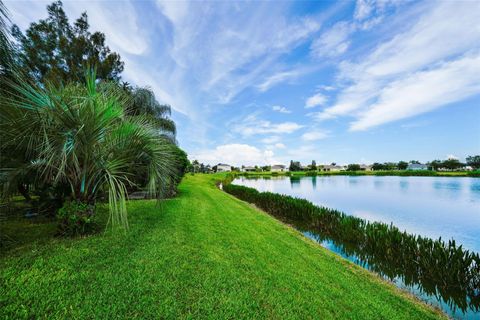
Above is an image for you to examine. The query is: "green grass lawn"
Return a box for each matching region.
[0,174,445,319]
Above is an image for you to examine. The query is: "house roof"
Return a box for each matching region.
[271,164,285,169]
[217,163,231,167]
[323,165,344,169]
[407,163,427,169]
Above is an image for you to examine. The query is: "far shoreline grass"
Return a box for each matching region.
[236,169,480,178]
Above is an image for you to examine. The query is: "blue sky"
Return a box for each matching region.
[7,0,480,166]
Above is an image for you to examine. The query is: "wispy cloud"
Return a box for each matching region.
[305,93,328,108]
[317,1,480,130]
[257,70,301,92]
[310,21,353,58]
[261,136,281,144]
[192,144,278,166]
[232,114,303,137]
[301,130,330,141]
[272,105,291,113]
[350,52,480,131]
[157,1,322,104]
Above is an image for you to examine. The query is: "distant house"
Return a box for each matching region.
[241,166,256,172]
[463,166,474,171]
[360,164,373,171]
[321,165,345,172]
[407,163,428,170]
[271,164,288,172]
[216,163,232,172]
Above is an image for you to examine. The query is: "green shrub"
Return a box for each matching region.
[57,201,97,236]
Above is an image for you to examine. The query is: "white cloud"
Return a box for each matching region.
[301,130,329,141]
[272,105,291,113]
[156,1,323,104]
[354,0,374,21]
[318,1,480,130]
[310,21,353,58]
[232,115,303,136]
[257,70,300,92]
[261,136,281,144]
[350,52,480,131]
[305,93,328,108]
[192,144,278,166]
[274,143,286,149]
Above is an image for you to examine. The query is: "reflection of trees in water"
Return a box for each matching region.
[290,176,301,189]
[311,176,317,190]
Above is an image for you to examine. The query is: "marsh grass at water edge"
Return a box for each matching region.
[224,177,480,318]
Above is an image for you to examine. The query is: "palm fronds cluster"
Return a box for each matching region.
[223,182,480,313]
[0,71,182,230]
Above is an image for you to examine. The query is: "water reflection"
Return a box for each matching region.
[399,180,409,193]
[311,176,317,190]
[290,176,301,188]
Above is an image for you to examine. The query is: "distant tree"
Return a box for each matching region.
[428,160,443,171]
[331,162,336,166]
[466,155,480,169]
[289,160,301,171]
[442,158,463,171]
[347,164,361,171]
[261,165,271,172]
[192,160,200,173]
[11,1,124,85]
[398,161,408,170]
[383,162,397,170]
[409,160,421,164]
[372,163,384,171]
[309,160,317,170]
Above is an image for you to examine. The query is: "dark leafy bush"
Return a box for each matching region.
[57,201,97,236]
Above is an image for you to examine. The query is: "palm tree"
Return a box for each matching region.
[0,0,15,81]
[1,71,178,230]
[127,87,176,141]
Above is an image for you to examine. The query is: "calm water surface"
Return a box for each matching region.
[233,175,480,319]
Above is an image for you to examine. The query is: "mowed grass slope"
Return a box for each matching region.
[0,174,444,319]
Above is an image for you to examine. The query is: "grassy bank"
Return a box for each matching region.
[0,174,444,319]
[239,170,480,177]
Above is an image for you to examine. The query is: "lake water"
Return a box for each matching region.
[232,175,480,319]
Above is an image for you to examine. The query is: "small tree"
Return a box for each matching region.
[347,164,361,171]
[429,160,443,171]
[466,155,480,169]
[289,161,301,171]
[442,158,463,171]
[11,1,124,85]
[310,160,317,171]
[398,161,408,170]
[1,71,177,232]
